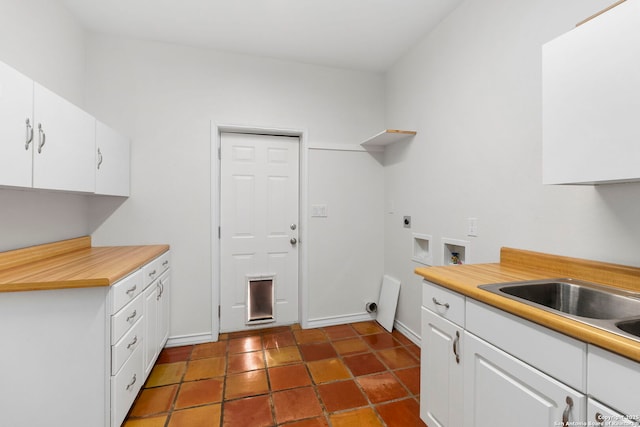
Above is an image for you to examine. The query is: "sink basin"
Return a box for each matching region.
[616,318,640,338]
[479,279,640,343]
[495,280,640,319]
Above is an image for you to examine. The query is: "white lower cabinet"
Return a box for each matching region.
[143,263,171,377]
[420,281,608,427]
[113,251,170,426]
[143,280,159,376]
[463,332,585,427]
[421,307,464,427]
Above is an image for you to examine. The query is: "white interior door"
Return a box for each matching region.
[220,132,299,332]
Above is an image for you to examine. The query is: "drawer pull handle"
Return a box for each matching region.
[37,123,46,153]
[126,285,137,295]
[157,280,164,300]
[126,374,137,391]
[97,147,103,170]
[126,310,137,322]
[127,335,138,349]
[25,118,34,150]
[561,396,574,426]
[452,330,460,364]
[162,260,169,267]
[432,297,450,309]
[149,269,157,277]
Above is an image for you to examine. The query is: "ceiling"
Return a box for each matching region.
[60,0,463,72]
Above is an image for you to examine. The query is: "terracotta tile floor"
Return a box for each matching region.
[124,322,425,427]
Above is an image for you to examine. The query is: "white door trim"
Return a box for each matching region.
[211,123,309,341]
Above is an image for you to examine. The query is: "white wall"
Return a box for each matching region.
[85,34,385,339]
[0,0,89,251]
[307,149,384,323]
[384,0,640,337]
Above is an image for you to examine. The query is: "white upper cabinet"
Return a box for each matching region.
[33,83,96,193]
[96,121,130,197]
[0,61,34,188]
[542,0,640,184]
[1,59,130,196]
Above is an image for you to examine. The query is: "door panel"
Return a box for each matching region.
[33,83,95,192]
[464,332,585,427]
[421,307,464,427]
[0,61,34,188]
[220,133,299,332]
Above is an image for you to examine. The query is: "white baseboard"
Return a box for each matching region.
[306,313,421,348]
[393,319,421,347]
[306,311,376,329]
[165,332,214,348]
[165,317,421,348]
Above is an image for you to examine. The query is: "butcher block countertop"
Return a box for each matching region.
[415,247,640,362]
[0,236,169,293]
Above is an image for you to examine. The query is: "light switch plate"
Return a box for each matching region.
[311,204,328,217]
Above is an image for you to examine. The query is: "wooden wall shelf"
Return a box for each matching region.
[361,129,417,149]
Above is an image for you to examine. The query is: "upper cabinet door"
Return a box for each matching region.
[95,121,130,197]
[542,0,640,184]
[0,61,34,188]
[33,83,96,193]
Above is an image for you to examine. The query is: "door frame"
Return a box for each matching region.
[211,123,309,341]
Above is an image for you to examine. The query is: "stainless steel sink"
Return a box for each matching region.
[616,318,640,338]
[479,279,640,342]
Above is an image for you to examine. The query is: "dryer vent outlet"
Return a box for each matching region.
[365,302,378,313]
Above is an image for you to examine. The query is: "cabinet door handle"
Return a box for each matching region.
[37,123,46,153]
[126,310,137,322]
[97,148,103,169]
[452,330,460,364]
[25,118,34,150]
[127,335,138,349]
[156,280,163,300]
[126,374,137,391]
[432,297,450,309]
[126,285,137,295]
[562,396,574,426]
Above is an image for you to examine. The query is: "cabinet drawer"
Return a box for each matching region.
[466,299,586,392]
[111,345,143,427]
[143,251,170,288]
[112,292,143,343]
[588,398,639,426]
[588,345,640,417]
[422,281,465,327]
[112,317,143,375]
[111,270,143,314]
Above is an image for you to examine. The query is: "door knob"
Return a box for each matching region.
[290,237,297,245]
[290,224,297,230]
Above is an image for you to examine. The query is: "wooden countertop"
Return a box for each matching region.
[0,236,169,293]
[415,247,640,363]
